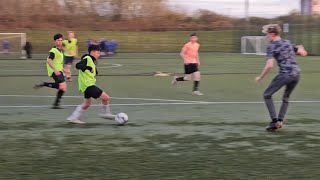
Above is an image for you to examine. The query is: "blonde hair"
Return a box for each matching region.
[262,24,281,35]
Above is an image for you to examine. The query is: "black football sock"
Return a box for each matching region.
[272,118,278,123]
[43,82,59,89]
[193,81,200,91]
[54,90,64,106]
[176,77,185,81]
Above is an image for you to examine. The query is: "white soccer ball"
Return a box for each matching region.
[115,112,128,125]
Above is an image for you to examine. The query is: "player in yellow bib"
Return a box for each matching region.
[63,31,78,82]
[34,34,67,109]
[67,45,115,124]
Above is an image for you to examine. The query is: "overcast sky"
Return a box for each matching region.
[168,0,300,18]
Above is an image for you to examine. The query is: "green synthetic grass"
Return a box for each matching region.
[0,53,320,179]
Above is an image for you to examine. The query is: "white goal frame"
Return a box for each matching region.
[0,33,26,55]
[241,36,268,55]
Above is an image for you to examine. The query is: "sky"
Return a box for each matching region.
[167,0,300,18]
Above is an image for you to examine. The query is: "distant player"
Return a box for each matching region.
[67,44,115,124]
[172,33,203,95]
[255,24,307,131]
[63,31,78,82]
[2,40,10,54]
[34,34,67,109]
[24,41,32,59]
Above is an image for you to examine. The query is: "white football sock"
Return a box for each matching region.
[102,104,111,114]
[71,105,84,119]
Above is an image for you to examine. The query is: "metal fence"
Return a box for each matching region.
[236,23,320,55]
[0,23,320,60]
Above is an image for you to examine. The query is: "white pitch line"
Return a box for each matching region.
[98,63,123,69]
[1,95,320,107]
[1,69,44,72]
[0,95,203,103]
[1,94,320,104]
[0,103,203,108]
[1,101,320,108]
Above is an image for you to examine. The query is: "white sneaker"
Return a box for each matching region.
[99,113,116,120]
[192,91,204,96]
[171,76,178,86]
[67,117,85,124]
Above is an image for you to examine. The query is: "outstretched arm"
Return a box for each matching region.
[294,45,307,56]
[255,59,274,82]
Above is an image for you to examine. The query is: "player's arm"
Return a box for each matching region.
[180,46,187,61]
[62,41,72,55]
[75,45,79,58]
[256,45,275,82]
[47,52,61,75]
[294,45,308,56]
[196,45,200,65]
[196,54,200,66]
[76,58,93,72]
[61,42,67,54]
[75,40,79,58]
[255,59,274,82]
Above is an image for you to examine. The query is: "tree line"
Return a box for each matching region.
[0,0,319,30]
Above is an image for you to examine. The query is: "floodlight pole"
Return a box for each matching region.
[244,0,250,35]
[245,0,249,21]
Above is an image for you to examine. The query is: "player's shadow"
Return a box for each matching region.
[54,123,111,129]
[53,122,140,129]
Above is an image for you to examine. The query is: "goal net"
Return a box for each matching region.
[0,33,26,59]
[241,36,269,55]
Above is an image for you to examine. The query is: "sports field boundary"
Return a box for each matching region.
[1,94,320,108]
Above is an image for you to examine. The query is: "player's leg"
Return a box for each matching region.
[33,71,66,108]
[277,75,300,127]
[67,98,91,124]
[64,64,72,81]
[33,72,60,89]
[26,49,32,59]
[51,72,67,109]
[4,48,9,55]
[64,56,74,82]
[172,64,192,85]
[192,69,203,95]
[264,74,290,130]
[99,91,116,120]
[52,81,67,108]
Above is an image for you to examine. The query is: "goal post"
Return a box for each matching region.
[0,33,26,58]
[241,36,269,55]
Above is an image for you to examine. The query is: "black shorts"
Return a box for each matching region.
[51,71,65,83]
[84,86,103,99]
[64,56,74,65]
[184,63,199,74]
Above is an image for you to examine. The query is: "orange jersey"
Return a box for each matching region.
[182,42,200,64]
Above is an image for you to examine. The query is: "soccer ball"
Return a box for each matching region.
[115,112,128,125]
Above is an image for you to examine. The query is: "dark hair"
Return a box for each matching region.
[88,44,101,53]
[190,32,197,37]
[53,34,63,40]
